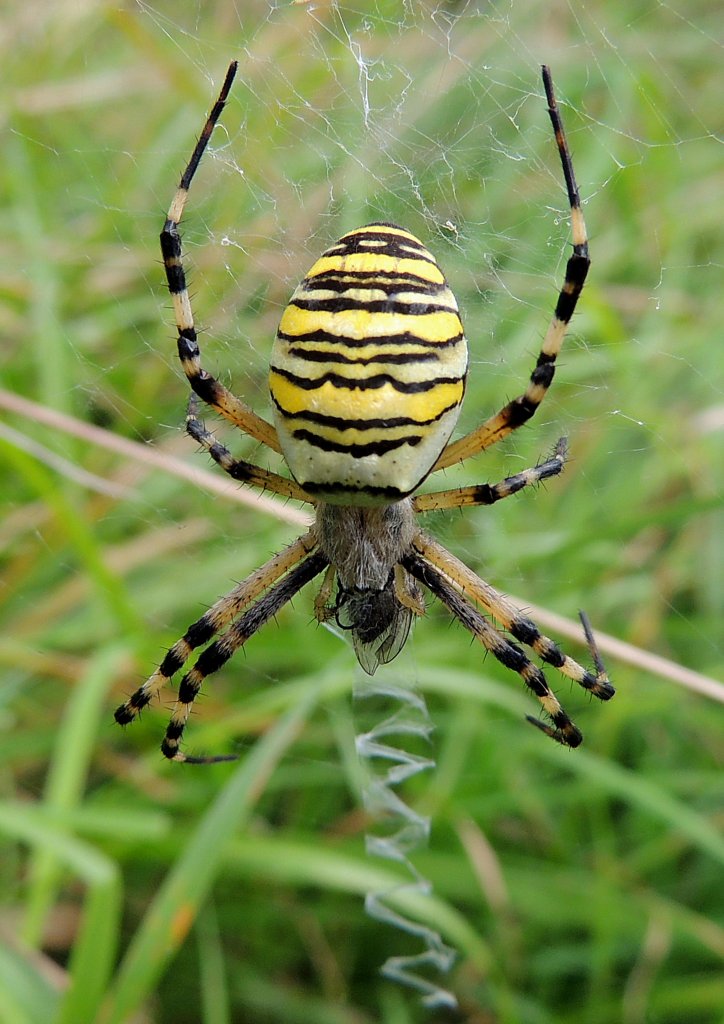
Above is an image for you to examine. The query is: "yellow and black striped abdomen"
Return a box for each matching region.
[270,223,468,505]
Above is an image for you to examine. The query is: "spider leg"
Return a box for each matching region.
[159,61,281,454]
[401,550,582,747]
[114,529,319,728]
[411,529,614,702]
[393,563,426,616]
[313,565,337,623]
[162,547,328,762]
[414,437,567,513]
[186,395,314,503]
[433,67,589,472]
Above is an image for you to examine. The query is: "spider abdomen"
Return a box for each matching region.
[270,223,468,506]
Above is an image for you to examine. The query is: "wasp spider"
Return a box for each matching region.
[115,62,614,762]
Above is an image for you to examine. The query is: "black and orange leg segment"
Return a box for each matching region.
[411,530,614,703]
[185,395,313,503]
[433,66,590,472]
[401,550,584,747]
[159,60,281,454]
[114,531,320,737]
[414,437,567,513]
[161,547,328,762]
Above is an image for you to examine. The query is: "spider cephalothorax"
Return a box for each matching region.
[314,501,422,672]
[115,62,614,762]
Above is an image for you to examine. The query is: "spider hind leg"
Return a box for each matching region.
[161,547,328,761]
[402,547,604,748]
[114,532,324,759]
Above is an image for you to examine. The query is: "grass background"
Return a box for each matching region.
[1,1,722,1022]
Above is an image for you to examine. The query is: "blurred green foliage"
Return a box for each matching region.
[1,2,722,1022]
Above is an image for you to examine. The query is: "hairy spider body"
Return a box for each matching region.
[315,500,421,672]
[115,61,614,762]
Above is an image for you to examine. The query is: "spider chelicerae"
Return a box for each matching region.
[115,62,614,762]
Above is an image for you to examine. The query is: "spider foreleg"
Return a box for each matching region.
[160,61,281,453]
[432,67,589,472]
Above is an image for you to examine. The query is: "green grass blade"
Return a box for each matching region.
[0,805,121,1024]
[24,648,128,947]
[100,687,319,1024]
